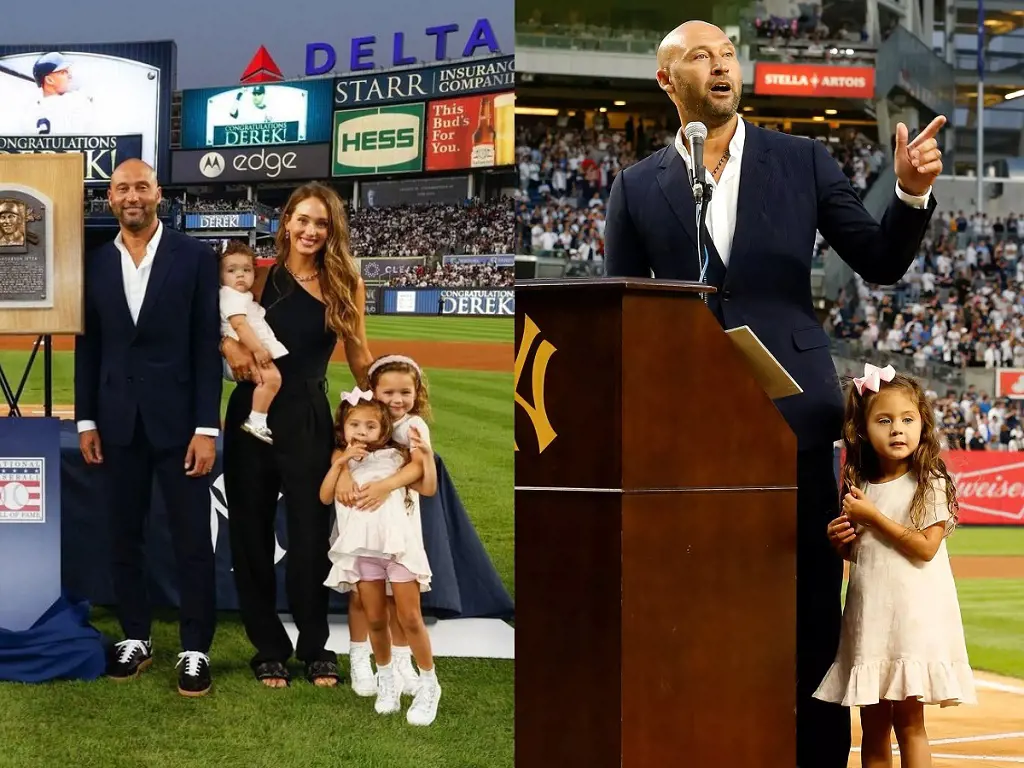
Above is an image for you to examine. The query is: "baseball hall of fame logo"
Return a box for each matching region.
[0,458,45,523]
[0,185,53,309]
[514,314,558,454]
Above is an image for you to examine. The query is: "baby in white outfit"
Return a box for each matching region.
[219,242,288,444]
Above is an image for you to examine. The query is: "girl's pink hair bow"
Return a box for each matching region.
[852,363,896,395]
[340,387,373,406]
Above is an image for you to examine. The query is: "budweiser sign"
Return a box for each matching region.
[833,449,1024,525]
[945,452,1024,524]
[753,63,875,99]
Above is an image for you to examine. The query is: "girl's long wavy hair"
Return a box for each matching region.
[273,183,362,344]
[841,373,959,533]
[368,358,432,423]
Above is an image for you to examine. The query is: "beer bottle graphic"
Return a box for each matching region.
[471,96,497,168]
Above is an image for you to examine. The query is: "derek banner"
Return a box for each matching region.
[171,143,331,184]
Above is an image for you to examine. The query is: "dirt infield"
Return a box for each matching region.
[952,556,1024,579]
[847,671,1024,767]
[331,340,509,372]
[842,556,1024,580]
[0,335,510,373]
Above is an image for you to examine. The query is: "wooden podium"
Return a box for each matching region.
[515,278,798,767]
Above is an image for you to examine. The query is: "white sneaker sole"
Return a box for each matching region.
[352,679,377,697]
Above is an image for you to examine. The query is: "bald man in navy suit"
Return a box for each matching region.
[605,21,945,767]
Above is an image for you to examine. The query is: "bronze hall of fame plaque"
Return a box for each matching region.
[0,186,53,308]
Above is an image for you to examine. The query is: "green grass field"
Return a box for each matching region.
[0,317,514,768]
[3,316,1024,766]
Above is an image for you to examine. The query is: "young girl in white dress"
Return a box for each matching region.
[814,363,976,768]
[320,387,441,726]
[336,355,437,700]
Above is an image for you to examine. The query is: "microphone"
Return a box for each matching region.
[683,121,710,303]
[684,121,708,201]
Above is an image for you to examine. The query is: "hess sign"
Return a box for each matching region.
[306,18,501,76]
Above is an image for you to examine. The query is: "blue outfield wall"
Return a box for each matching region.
[377,287,513,316]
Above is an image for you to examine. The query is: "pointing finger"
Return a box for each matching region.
[909,115,947,147]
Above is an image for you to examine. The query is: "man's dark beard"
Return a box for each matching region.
[118,207,155,232]
[683,82,740,127]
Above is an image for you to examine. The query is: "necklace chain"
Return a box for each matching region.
[711,150,730,178]
[286,264,320,283]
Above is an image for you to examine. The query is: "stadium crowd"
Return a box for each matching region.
[514,120,884,267]
[829,211,1024,370]
[184,199,279,218]
[835,362,1024,451]
[349,200,514,258]
[825,208,1024,451]
[384,262,514,289]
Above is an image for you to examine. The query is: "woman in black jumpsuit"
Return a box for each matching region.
[220,183,372,687]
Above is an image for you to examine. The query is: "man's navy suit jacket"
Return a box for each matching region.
[74,226,222,450]
[605,123,935,451]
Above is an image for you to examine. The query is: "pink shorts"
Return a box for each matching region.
[355,556,417,583]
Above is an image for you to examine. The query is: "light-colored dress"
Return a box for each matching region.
[324,446,432,594]
[814,473,976,707]
[219,286,288,380]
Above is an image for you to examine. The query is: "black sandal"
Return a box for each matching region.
[305,659,341,686]
[254,661,290,687]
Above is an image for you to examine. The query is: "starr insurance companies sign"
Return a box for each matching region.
[753,63,875,99]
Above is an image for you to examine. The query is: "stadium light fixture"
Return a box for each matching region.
[599,107,608,113]
[1006,89,1024,101]
[613,100,626,106]
[515,107,560,116]
[813,116,826,122]
[825,109,838,115]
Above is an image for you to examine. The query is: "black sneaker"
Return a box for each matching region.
[176,651,212,697]
[107,639,153,681]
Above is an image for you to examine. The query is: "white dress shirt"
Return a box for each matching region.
[77,221,219,438]
[673,117,931,269]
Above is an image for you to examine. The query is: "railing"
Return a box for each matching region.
[748,38,877,65]
[875,26,956,119]
[515,31,658,55]
[84,198,177,216]
[830,337,967,389]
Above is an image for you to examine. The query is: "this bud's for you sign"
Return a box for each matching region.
[425,91,514,172]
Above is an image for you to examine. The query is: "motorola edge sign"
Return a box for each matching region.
[170,143,330,183]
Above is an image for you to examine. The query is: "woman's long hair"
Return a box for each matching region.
[841,373,959,533]
[274,183,362,344]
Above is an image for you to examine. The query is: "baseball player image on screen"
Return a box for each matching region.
[31,52,98,135]
[229,85,275,124]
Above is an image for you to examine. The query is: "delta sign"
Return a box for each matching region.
[306,18,502,76]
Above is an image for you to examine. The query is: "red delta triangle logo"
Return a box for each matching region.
[948,454,1024,523]
[240,46,284,84]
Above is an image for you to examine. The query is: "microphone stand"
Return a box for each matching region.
[692,175,713,305]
